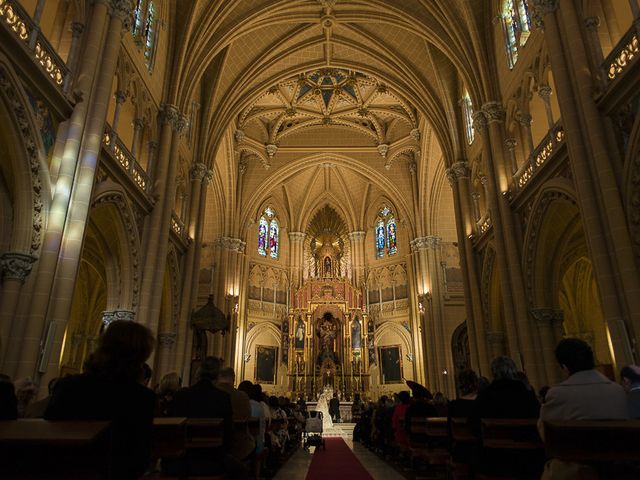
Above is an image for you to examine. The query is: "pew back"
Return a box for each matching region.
[481,418,543,450]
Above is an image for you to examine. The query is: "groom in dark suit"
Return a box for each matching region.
[329,393,341,423]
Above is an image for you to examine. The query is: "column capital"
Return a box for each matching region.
[71,22,85,38]
[537,84,553,100]
[517,111,533,127]
[176,114,190,135]
[158,332,177,348]
[159,104,181,129]
[102,309,135,328]
[114,89,127,104]
[377,143,389,158]
[410,128,420,142]
[410,235,441,252]
[584,16,600,31]
[203,169,214,186]
[216,237,246,253]
[288,231,307,241]
[445,160,470,185]
[190,162,208,182]
[408,161,417,174]
[148,140,158,151]
[532,0,559,17]
[0,252,37,283]
[504,137,517,150]
[472,110,487,133]
[133,117,145,129]
[481,102,506,124]
[109,0,134,30]
[348,231,366,241]
[471,191,481,200]
[530,307,564,325]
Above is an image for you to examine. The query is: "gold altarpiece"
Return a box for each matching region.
[284,272,373,401]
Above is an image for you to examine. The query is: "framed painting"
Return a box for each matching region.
[379,345,402,384]
[255,345,278,384]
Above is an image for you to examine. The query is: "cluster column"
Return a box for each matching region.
[348,231,366,289]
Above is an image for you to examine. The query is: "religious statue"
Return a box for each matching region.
[317,314,337,362]
[351,316,361,349]
[324,256,331,276]
[295,318,305,349]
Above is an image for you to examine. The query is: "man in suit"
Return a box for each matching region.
[169,356,240,477]
[216,367,255,461]
[329,392,341,423]
[539,338,629,479]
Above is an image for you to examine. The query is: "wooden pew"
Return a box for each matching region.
[0,419,111,479]
[543,419,640,466]
[407,416,450,467]
[152,417,187,459]
[449,417,477,480]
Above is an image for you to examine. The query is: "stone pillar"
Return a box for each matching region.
[537,85,555,130]
[531,308,564,385]
[518,112,535,158]
[34,0,136,386]
[111,90,127,135]
[147,140,158,179]
[446,161,490,376]
[157,332,177,379]
[102,309,135,329]
[504,138,518,175]
[131,117,145,159]
[348,231,366,288]
[583,16,606,89]
[288,232,306,290]
[471,192,481,221]
[27,0,46,49]
[7,0,110,379]
[534,0,638,365]
[65,22,85,91]
[0,253,37,367]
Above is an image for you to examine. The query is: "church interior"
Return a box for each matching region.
[1,0,640,478]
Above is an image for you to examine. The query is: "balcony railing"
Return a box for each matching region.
[0,0,69,91]
[171,212,185,237]
[103,125,151,194]
[477,212,492,235]
[603,20,639,82]
[513,123,565,190]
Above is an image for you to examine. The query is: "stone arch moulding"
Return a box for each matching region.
[480,244,496,328]
[91,184,141,311]
[375,321,413,360]
[244,321,282,359]
[0,54,51,256]
[623,107,640,266]
[521,178,579,308]
[167,244,181,332]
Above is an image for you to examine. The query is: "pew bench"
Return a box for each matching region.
[407,416,450,469]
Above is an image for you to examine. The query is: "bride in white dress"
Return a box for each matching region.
[316,387,334,430]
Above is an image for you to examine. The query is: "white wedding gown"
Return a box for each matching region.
[316,393,333,430]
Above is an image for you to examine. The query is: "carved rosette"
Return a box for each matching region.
[0,252,37,283]
[445,161,470,186]
[102,309,135,328]
[158,332,177,348]
[190,162,208,182]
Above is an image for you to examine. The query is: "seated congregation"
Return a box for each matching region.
[1,321,640,480]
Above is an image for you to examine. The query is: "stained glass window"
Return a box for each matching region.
[387,218,397,256]
[132,0,145,37]
[143,1,157,72]
[258,208,280,259]
[462,90,474,145]
[375,206,397,258]
[502,0,531,70]
[258,216,268,256]
[375,220,386,258]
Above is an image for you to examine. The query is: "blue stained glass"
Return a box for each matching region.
[344,85,356,99]
[376,221,385,258]
[322,77,333,86]
[322,89,333,107]
[298,84,311,99]
[258,217,268,256]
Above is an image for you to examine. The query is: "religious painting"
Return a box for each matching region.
[255,345,278,384]
[351,316,361,349]
[379,345,402,384]
[294,317,305,349]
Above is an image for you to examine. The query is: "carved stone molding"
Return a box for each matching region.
[584,16,600,32]
[532,0,560,17]
[531,307,564,325]
[71,22,85,38]
[445,161,470,185]
[158,332,177,348]
[410,128,420,142]
[190,162,208,182]
[504,138,517,150]
[203,169,214,187]
[133,117,145,130]
[159,104,180,129]
[537,85,553,100]
[410,235,441,252]
[472,110,487,133]
[0,66,44,255]
[517,112,533,127]
[408,161,417,174]
[102,309,135,327]
[114,89,127,104]
[0,252,37,283]
[216,237,246,253]
[481,102,506,124]
[265,144,278,158]
[377,143,389,158]
[109,0,134,30]
[348,231,366,241]
[288,232,306,241]
[234,130,245,143]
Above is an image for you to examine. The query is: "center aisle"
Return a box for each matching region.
[305,437,373,480]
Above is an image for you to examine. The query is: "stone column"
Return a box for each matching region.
[288,232,306,290]
[7,0,110,379]
[0,253,37,367]
[65,22,85,92]
[583,17,606,89]
[147,140,158,179]
[102,309,135,329]
[131,117,145,159]
[471,192,481,221]
[446,161,490,376]
[28,0,46,49]
[531,308,564,385]
[534,0,638,365]
[34,0,136,386]
[537,85,555,130]
[111,90,127,135]
[348,231,366,288]
[504,138,518,175]
[518,112,535,159]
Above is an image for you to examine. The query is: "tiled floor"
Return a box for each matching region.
[274,424,406,480]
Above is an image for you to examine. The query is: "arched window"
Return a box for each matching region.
[375,206,397,258]
[462,90,474,144]
[502,0,531,69]
[258,207,279,258]
[132,0,145,37]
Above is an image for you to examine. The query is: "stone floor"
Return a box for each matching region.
[273,423,406,480]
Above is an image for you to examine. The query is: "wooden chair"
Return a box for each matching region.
[0,419,111,479]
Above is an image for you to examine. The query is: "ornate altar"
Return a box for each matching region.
[283,234,375,400]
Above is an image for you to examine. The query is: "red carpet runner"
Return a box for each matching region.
[305,437,374,480]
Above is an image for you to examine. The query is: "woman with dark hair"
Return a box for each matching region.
[45,320,156,479]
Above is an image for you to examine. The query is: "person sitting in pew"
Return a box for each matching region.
[216,367,255,463]
[448,369,478,465]
[45,320,156,479]
[25,377,58,418]
[0,373,18,420]
[539,338,629,480]
[620,364,640,418]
